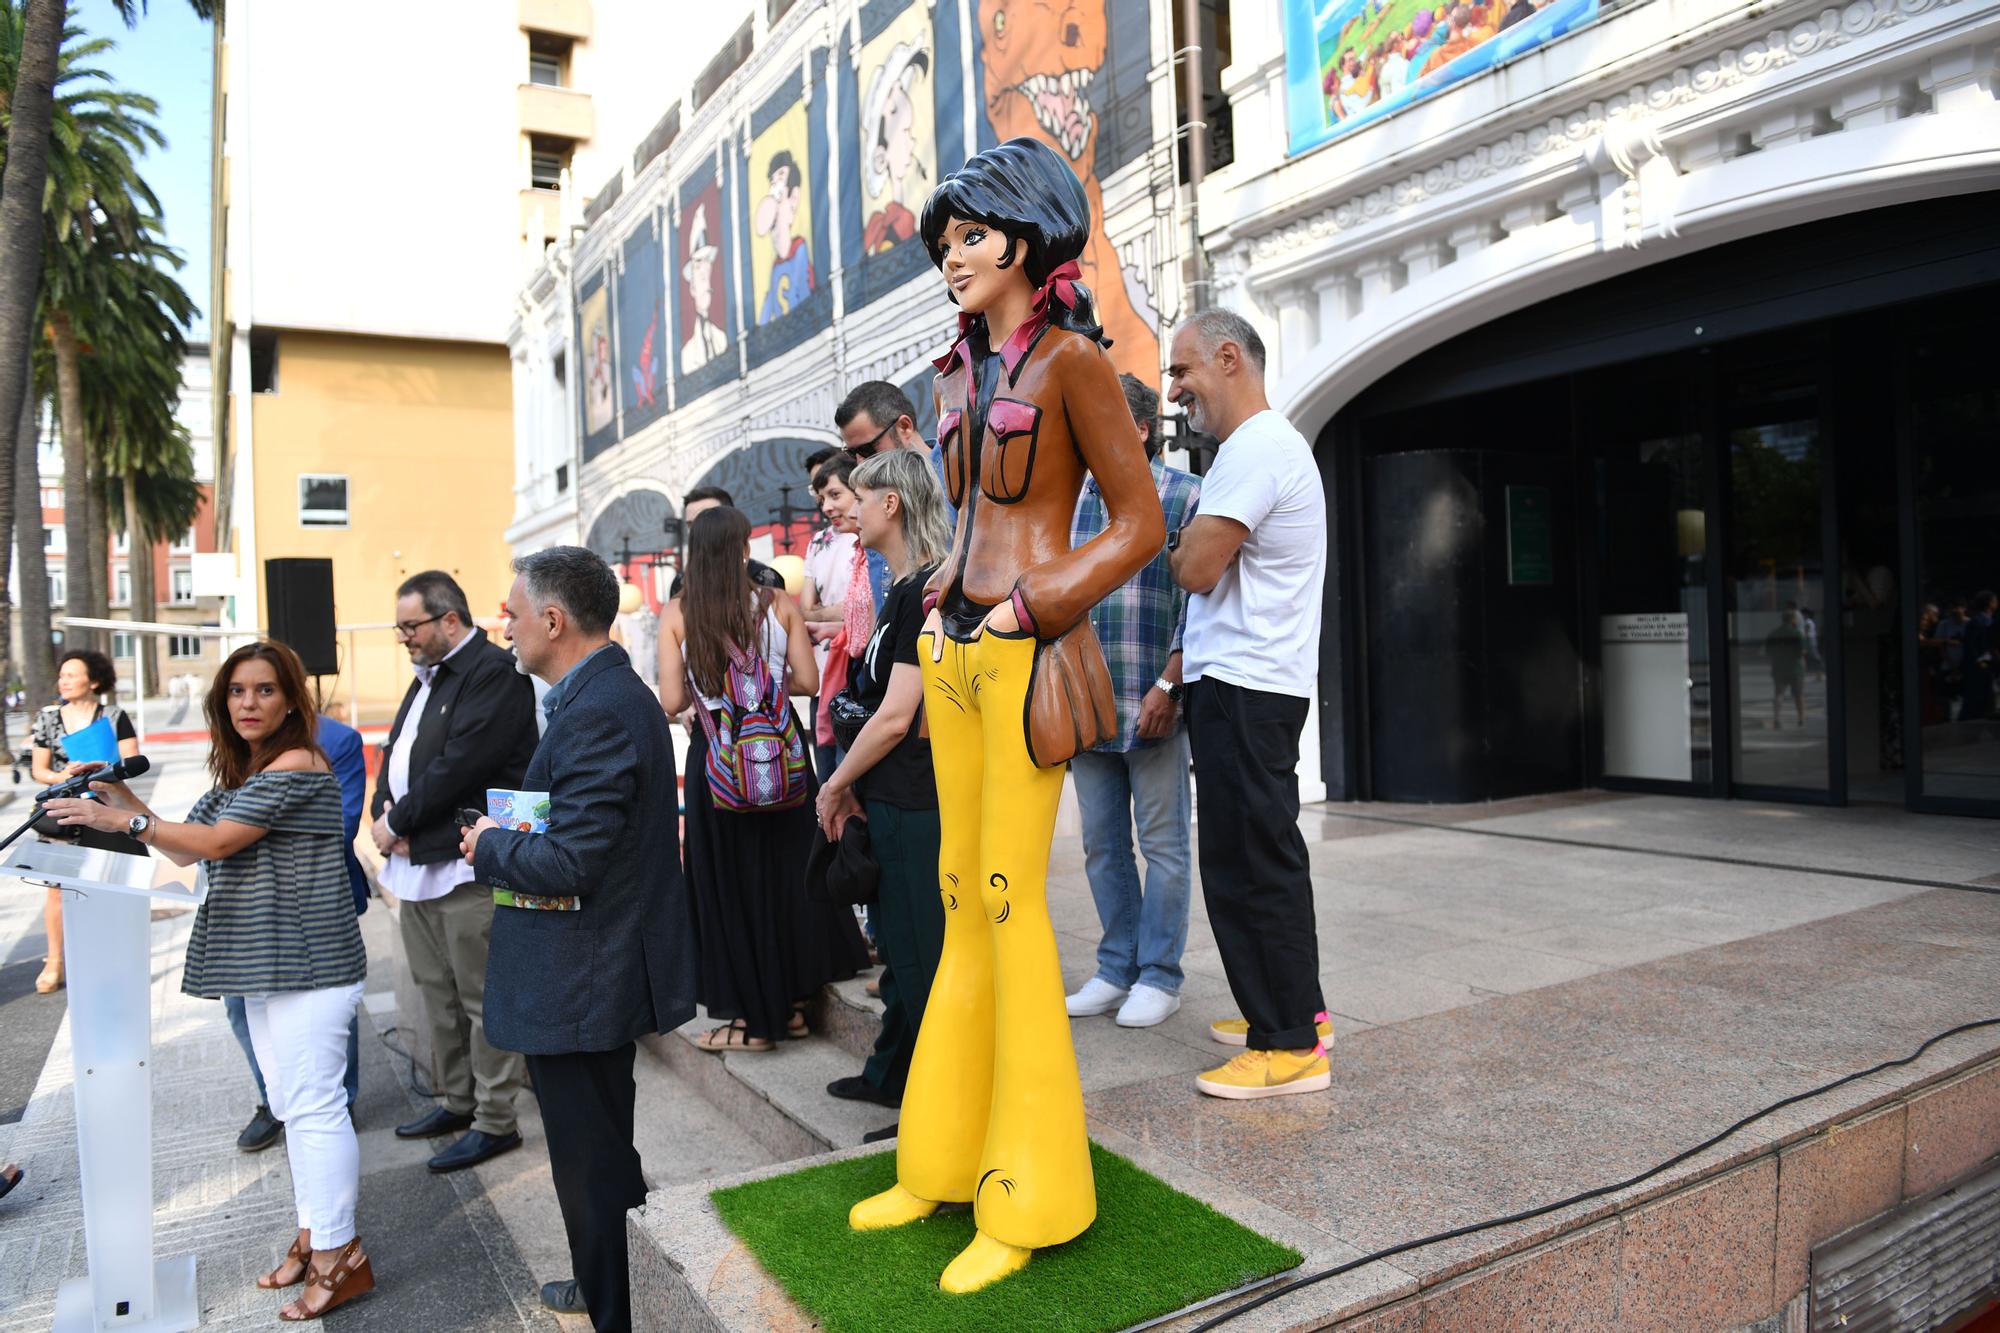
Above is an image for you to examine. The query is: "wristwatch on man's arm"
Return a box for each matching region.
[1153,677,1184,705]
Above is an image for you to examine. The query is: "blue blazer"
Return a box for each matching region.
[316,713,370,915]
[473,644,696,1055]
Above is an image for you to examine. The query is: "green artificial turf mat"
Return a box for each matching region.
[710,1142,1302,1333]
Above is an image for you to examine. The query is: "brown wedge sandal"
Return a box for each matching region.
[257,1232,310,1290]
[278,1238,374,1322]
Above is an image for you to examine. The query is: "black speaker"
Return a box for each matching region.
[265,558,338,676]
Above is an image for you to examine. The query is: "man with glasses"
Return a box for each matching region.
[836,381,953,523]
[370,570,539,1171]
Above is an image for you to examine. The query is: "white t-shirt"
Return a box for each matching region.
[803,529,858,672]
[1183,410,1326,698]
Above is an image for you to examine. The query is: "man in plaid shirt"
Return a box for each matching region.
[1064,375,1203,1030]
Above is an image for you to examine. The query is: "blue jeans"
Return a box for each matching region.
[227,993,360,1110]
[1070,732,1193,995]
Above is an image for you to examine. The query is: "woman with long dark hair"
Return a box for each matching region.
[845,137,1164,1293]
[45,641,374,1321]
[29,648,140,993]
[658,507,870,1051]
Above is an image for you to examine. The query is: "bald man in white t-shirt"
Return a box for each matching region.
[1167,309,1331,1103]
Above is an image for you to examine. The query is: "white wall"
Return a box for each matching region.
[238,0,525,345]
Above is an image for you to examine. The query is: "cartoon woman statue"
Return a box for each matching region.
[846,137,1165,1292]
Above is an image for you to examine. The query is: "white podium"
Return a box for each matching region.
[2,835,202,1333]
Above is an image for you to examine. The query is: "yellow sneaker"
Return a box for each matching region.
[1208,1013,1334,1047]
[1195,1047,1331,1100]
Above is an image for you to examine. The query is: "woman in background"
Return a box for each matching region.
[29,648,140,993]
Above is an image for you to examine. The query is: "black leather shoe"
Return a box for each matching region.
[862,1123,899,1143]
[395,1106,474,1140]
[540,1279,587,1315]
[428,1128,523,1174]
[826,1076,900,1108]
[236,1104,283,1153]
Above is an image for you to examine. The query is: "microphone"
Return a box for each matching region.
[37,755,151,803]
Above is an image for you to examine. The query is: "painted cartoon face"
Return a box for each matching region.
[686,251,716,319]
[937,215,1028,316]
[880,84,918,189]
[979,0,1107,168]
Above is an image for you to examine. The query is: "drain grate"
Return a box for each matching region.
[1810,1159,2000,1332]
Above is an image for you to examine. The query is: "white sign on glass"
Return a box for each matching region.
[1601,612,1692,782]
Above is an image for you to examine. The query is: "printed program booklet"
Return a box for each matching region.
[485,789,578,911]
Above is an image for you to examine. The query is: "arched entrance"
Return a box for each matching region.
[1315,192,2000,819]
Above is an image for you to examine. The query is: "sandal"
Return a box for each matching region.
[0,1163,21,1200]
[694,1020,772,1052]
[35,957,62,994]
[278,1238,374,1322]
[257,1232,311,1290]
[788,1002,810,1038]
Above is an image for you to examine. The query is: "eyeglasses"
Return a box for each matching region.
[393,615,446,640]
[845,422,895,459]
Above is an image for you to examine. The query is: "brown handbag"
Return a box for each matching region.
[1023,618,1119,768]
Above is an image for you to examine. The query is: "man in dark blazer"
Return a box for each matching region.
[370,570,539,1172]
[462,546,695,1333]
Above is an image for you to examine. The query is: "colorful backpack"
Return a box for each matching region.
[691,630,811,814]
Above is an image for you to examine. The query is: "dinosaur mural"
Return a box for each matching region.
[976,0,1160,377]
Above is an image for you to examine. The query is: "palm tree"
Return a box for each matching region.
[0,0,208,670]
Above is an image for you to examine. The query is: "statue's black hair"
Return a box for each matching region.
[920,137,1106,347]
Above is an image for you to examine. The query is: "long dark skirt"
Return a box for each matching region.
[684,725,870,1042]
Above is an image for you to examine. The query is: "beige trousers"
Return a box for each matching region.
[399,881,523,1135]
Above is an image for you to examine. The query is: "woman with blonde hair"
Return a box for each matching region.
[46,641,373,1321]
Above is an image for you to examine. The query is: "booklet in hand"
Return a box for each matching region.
[485,788,578,911]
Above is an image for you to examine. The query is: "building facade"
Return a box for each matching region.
[1203,0,1999,819]
[505,0,1198,594]
[211,0,681,715]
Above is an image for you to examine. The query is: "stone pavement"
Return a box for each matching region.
[2,750,1997,1331]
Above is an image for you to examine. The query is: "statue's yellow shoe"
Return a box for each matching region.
[939,1231,1031,1293]
[849,1183,938,1231]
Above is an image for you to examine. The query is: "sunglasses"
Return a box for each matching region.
[845,422,895,459]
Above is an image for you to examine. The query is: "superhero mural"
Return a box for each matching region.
[674,168,736,405]
[975,0,1161,377]
[744,55,835,368]
[616,214,668,440]
[578,270,617,460]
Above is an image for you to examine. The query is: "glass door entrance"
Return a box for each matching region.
[1723,360,1835,798]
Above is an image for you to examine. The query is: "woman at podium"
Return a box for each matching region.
[46,640,376,1322]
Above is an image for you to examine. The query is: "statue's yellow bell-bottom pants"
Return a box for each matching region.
[897,626,1096,1248]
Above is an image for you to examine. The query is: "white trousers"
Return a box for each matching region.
[244,982,365,1248]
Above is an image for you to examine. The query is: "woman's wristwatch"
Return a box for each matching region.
[127,814,153,842]
[1154,677,1184,705]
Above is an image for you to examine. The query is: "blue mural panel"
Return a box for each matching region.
[673,164,737,405]
[578,266,618,462]
[617,215,668,439]
[745,60,835,369]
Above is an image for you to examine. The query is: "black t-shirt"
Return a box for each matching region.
[852,567,937,810]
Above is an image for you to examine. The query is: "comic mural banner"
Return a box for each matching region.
[842,0,946,313]
[674,166,736,405]
[578,270,617,460]
[744,54,834,368]
[618,214,668,440]
[1283,0,1599,153]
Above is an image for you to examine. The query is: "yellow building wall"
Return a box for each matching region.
[250,331,515,723]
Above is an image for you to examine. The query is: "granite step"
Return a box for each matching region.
[811,971,885,1063]
[638,1017,897,1163]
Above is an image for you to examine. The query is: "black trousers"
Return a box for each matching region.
[860,800,945,1097]
[1186,678,1325,1051]
[526,1044,646,1333]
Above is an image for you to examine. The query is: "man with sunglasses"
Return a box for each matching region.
[370,570,539,1171]
[832,381,955,625]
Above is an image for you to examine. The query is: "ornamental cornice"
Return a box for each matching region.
[1228,0,1974,270]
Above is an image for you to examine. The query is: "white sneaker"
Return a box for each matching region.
[1115,984,1182,1028]
[1065,977,1130,1017]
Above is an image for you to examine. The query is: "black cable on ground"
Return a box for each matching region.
[375,1024,438,1101]
[1189,1017,2000,1332]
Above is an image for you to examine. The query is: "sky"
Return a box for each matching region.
[71,0,214,342]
